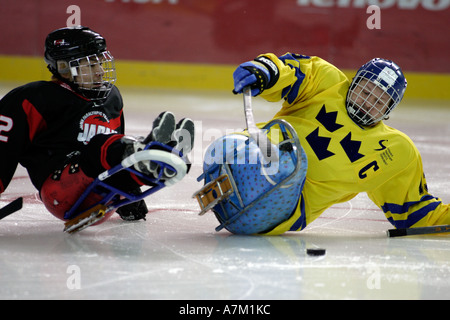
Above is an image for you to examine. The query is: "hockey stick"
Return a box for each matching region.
[0,197,23,220]
[387,224,450,237]
[243,87,278,163]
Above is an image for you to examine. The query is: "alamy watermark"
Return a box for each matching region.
[366,5,381,29]
[66,265,81,290]
[170,122,283,176]
[66,5,81,27]
[366,264,381,290]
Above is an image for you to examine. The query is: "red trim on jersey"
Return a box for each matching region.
[53,80,90,101]
[0,180,4,194]
[100,134,145,187]
[100,134,145,186]
[21,99,47,141]
[109,110,123,131]
[100,134,125,170]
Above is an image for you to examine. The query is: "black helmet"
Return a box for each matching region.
[44,26,116,102]
[44,26,107,73]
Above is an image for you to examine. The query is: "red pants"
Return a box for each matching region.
[40,133,143,221]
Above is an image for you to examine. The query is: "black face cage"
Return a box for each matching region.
[68,51,116,101]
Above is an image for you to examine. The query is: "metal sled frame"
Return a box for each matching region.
[193,174,234,216]
[63,141,187,231]
[195,119,304,232]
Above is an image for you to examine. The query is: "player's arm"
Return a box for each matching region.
[0,91,35,194]
[0,149,19,194]
[233,53,303,97]
[115,88,126,135]
[367,154,450,229]
[0,114,20,194]
[233,53,348,107]
[118,109,125,134]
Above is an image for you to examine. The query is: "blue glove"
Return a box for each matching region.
[233,61,271,96]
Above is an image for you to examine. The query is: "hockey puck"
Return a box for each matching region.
[306,248,326,256]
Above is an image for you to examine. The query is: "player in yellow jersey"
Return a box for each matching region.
[194,53,450,235]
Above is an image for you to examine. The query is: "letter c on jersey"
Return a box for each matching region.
[359,160,380,179]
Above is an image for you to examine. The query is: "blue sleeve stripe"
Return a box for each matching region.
[289,180,307,231]
[281,86,292,100]
[381,195,437,214]
[279,53,310,61]
[384,197,442,229]
[289,194,307,231]
[286,71,304,104]
[278,54,306,104]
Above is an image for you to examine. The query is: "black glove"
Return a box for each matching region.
[117,199,148,221]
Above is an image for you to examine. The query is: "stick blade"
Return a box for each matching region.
[386,228,407,237]
[0,197,23,220]
[387,225,450,237]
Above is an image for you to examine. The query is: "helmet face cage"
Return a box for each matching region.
[68,50,116,101]
[44,27,116,102]
[346,59,407,126]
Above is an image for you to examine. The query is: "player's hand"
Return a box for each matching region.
[117,199,148,221]
[233,61,270,96]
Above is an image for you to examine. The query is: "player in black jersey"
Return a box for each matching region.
[0,26,194,227]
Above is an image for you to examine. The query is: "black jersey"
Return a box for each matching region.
[0,80,124,193]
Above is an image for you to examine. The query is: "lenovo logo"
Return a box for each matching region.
[296,0,449,10]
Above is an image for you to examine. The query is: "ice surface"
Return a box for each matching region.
[1,84,450,300]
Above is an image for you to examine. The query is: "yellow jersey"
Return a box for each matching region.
[255,53,449,235]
